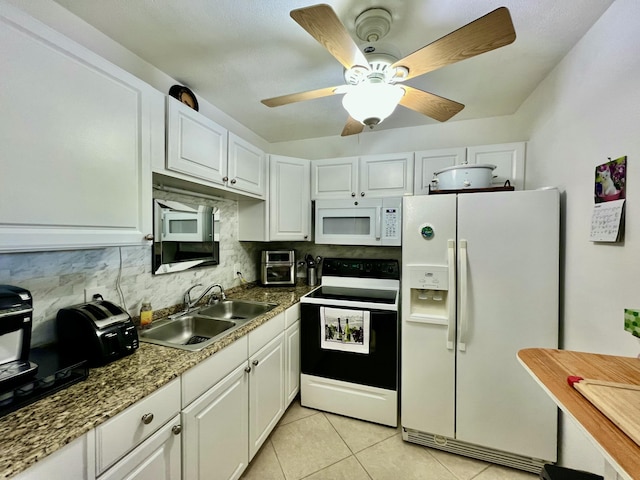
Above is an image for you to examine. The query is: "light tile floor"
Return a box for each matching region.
[241,398,539,480]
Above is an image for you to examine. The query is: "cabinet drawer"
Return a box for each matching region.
[96,378,180,475]
[248,312,285,357]
[181,336,248,407]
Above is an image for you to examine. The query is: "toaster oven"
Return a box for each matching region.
[57,300,138,366]
[260,250,296,286]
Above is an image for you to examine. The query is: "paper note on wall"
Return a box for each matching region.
[590,199,625,242]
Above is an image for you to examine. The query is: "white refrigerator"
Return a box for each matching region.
[401,189,559,473]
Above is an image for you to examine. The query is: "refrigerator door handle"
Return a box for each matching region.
[447,239,456,350]
[458,239,468,351]
[375,206,382,240]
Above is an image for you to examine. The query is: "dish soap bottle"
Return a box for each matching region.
[140,301,153,329]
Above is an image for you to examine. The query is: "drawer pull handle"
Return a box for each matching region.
[141,413,154,425]
[244,366,251,373]
[252,359,259,367]
[172,424,182,435]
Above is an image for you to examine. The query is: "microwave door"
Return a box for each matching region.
[316,206,380,245]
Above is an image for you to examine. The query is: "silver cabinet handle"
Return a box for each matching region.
[244,366,251,373]
[141,413,154,425]
[360,192,365,197]
[172,424,182,435]
[230,178,237,184]
[222,176,229,182]
[144,234,154,241]
[304,235,308,239]
[252,359,259,367]
[351,192,356,197]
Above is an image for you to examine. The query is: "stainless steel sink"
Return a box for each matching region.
[139,300,277,351]
[197,300,277,320]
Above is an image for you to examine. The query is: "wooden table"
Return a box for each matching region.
[518,348,640,480]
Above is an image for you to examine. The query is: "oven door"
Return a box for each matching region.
[300,303,398,390]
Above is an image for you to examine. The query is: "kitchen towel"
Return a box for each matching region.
[320,307,370,354]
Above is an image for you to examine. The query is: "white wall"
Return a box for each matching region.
[515,0,640,473]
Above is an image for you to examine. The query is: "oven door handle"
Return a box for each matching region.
[374,206,382,240]
[447,239,456,350]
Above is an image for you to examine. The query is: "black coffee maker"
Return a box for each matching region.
[0,285,38,388]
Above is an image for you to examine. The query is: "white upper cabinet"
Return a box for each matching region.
[0,4,160,252]
[228,132,266,197]
[164,98,266,199]
[414,148,467,195]
[311,157,358,199]
[269,156,311,241]
[166,96,228,186]
[359,152,414,197]
[467,142,526,190]
[311,153,413,199]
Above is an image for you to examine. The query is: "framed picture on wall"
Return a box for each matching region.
[594,156,626,204]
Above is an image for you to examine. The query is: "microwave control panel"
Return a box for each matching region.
[384,208,400,240]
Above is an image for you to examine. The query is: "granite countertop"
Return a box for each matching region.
[0,283,315,479]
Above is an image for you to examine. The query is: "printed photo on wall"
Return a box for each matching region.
[320,307,370,354]
[595,156,627,203]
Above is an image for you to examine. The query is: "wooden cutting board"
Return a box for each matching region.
[568,376,640,447]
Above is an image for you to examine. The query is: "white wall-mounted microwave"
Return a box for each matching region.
[314,197,402,246]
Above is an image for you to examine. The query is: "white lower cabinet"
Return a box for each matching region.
[248,332,285,460]
[182,362,249,480]
[98,415,182,480]
[284,303,301,407]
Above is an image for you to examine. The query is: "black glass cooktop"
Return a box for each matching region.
[305,286,397,304]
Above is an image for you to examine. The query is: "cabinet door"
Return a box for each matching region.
[182,362,249,480]
[269,156,311,241]
[228,133,266,198]
[311,157,358,199]
[359,152,414,197]
[166,96,228,185]
[466,142,526,190]
[98,416,182,480]
[285,320,301,407]
[249,332,285,460]
[414,148,467,195]
[0,6,157,252]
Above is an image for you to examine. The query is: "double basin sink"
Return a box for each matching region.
[138,299,278,351]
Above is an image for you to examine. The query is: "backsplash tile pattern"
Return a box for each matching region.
[0,190,260,347]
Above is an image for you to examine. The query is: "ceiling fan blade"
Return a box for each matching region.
[392,7,516,81]
[399,86,464,122]
[261,86,340,107]
[341,116,365,136]
[290,4,370,70]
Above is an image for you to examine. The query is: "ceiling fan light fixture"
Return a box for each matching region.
[342,82,404,127]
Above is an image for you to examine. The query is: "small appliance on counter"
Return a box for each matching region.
[260,250,296,287]
[0,285,89,419]
[0,285,38,387]
[57,298,138,366]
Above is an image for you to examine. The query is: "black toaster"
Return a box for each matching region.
[56,300,138,366]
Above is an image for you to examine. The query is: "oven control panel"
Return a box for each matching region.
[322,258,399,280]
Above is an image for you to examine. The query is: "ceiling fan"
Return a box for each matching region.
[261,4,516,136]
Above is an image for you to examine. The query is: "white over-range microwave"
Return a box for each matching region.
[314,197,402,246]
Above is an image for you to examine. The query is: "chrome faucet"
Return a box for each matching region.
[183,283,225,311]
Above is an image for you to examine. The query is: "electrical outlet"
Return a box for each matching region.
[84,287,104,302]
[233,263,241,277]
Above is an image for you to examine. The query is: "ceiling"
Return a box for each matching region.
[51,0,614,143]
